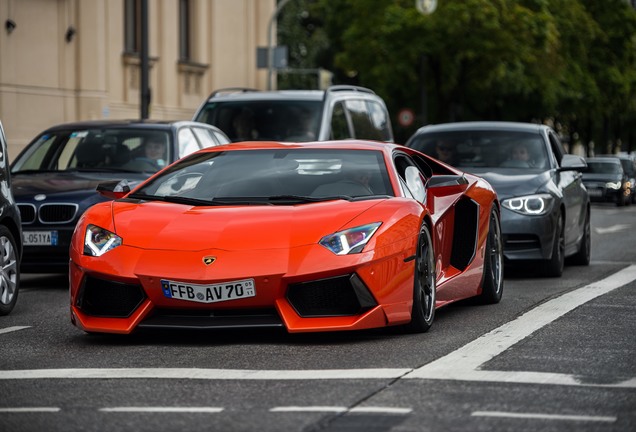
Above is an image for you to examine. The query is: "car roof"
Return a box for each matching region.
[38,119,213,132]
[413,121,549,134]
[202,86,379,103]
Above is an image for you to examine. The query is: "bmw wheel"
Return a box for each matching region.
[543,213,565,277]
[0,226,20,316]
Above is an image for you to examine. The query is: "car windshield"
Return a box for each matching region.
[408,130,550,170]
[11,128,172,174]
[585,161,621,174]
[132,148,394,204]
[195,100,322,142]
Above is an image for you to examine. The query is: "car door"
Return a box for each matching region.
[549,131,586,250]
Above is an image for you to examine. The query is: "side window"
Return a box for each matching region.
[346,99,374,139]
[214,130,230,145]
[178,127,200,158]
[330,101,353,140]
[366,101,392,142]
[192,127,217,148]
[548,132,564,166]
[394,153,426,202]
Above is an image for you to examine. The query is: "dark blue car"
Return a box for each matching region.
[11,120,229,273]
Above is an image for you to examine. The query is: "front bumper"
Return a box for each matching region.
[500,206,557,262]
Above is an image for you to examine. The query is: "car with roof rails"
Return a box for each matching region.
[192,85,394,143]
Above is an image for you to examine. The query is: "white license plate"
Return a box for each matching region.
[23,230,59,246]
[588,189,603,197]
[161,278,256,303]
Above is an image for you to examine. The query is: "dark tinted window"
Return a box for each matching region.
[194,100,321,142]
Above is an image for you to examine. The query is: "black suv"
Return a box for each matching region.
[193,85,394,143]
[0,121,22,315]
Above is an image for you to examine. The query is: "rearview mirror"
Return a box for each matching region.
[558,154,587,172]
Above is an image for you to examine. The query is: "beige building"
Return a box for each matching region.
[0,0,275,158]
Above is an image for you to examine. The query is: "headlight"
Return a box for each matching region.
[502,194,554,216]
[84,224,122,256]
[605,181,621,190]
[319,222,381,255]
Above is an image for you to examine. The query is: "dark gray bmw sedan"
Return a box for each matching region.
[406,121,590,277]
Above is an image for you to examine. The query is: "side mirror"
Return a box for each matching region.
[96,179,131,199]
[558,154,587,172]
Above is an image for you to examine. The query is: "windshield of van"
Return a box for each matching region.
[194,100,321,143]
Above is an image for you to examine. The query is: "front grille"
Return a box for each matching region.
[287,274,377,317]
[139,308,284,330]
[18,204,36,224]
[76,276,145,317]
[39,203,78,223]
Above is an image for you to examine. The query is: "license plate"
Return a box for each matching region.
[588,189,602,197]
[23,230,59,246]
[161,278,256,303]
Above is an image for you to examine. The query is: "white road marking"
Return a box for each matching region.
[0,368,410,380]
[404,264,636,387]
[0,326,31,335]
[0,266,634,389]
[270,406,412,414]
[99,407,223,413]
[471,411,617,422]
[594,224,631,234]
[0,407,60,413]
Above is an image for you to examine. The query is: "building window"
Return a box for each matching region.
[124,0,141,54]
[179,0,191,61]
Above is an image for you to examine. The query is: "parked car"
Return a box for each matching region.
[0,121,22,316]
[406,121,590,277]
[593,154,636,204]
[69,140,502,335]
[11,120,230,273]
[192,85,394,143]
[582,157,631,206]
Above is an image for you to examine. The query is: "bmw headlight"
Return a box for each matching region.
[84,224,122,256]
[319,222,381,255]
[502,194,554,216]
[605,181,621,190]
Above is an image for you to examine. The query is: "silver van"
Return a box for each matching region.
[193,85,394,143]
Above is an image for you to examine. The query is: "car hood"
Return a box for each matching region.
[111,198,386,251]
[11,171,148,199]
[463,168,551,200]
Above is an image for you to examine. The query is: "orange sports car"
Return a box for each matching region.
[69,140,503,335]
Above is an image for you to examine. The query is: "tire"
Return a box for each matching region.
[542,213,565,277]
[403,223,436,333]
[477,208,504,304]
[568,207,591,266]
[0,226,20,316]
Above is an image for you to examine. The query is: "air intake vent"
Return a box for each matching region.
[287,274,377,317]
[76,276,145,318]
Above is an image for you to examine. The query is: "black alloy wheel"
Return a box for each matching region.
[478,208,504,304]
[403,223,436,333]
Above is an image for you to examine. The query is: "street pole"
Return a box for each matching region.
[140,0,150,119]
[267,0,293,90]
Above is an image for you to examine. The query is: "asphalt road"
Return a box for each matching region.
[1,202,635,432]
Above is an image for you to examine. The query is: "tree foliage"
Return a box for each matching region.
[278,0,636,150]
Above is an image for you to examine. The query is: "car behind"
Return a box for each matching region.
[406,121,590,277]
[11,120,229,273]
